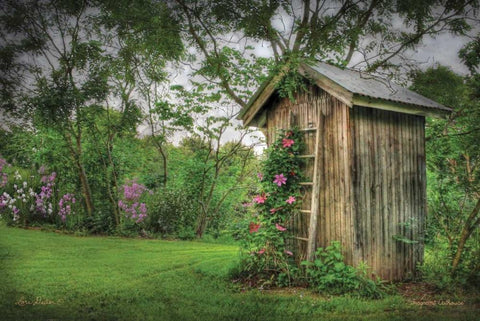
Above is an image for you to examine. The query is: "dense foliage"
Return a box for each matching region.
[0,128,257,239]
[302,242,384,299]
[411,66,480,289]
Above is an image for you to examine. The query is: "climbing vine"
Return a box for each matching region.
[236,128,304,286]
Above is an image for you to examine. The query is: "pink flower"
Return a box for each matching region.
[253,193,267,204]
[282,138,294,148]
[275,223,287,232]
[270,207,279,214]
[249,222,261,233]
[257,172,263,181]
[242,202,252,207]
[286,196,296,204]
[257,248,266,255]
[273,174,287,187]
[284,250,293,256]
[48,172,56,182]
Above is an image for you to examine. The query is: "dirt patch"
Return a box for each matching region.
[398,282,480,308]
[398,282,439,301]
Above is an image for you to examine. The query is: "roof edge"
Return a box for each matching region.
[238,65,290,126]
[353,95,451,118]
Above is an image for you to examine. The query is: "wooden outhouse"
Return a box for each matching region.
[239,62,451,281]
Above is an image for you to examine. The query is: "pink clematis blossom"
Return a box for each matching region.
[286,196,296,204]
[284,250,293,256]
[257,248,266,255]
[282,138,294,148]
[249,222,261,233]
[275,223,287,232]
[253,193,267,204]
[257,172,264,181]
[273,174,287,187]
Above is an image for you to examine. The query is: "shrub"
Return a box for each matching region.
[144,187,197,237]
[302,241,385,299]
[419,242,480,291]
[118,180,148,224]
[0,158,78,228]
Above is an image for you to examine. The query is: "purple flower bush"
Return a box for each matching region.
[0,157,76,226]
[58,193,76,222]
[118,180,148,224]
[35,172,56,216]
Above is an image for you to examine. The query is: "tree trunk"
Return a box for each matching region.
[155,142,168,187]
[195,213,207,238]
[65,132,95,217]
[106,134,120,225]
[451,198,480,275]
[76,159,95,217]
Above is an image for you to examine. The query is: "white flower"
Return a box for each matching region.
[14,171,21,180]
[23,181,27,188]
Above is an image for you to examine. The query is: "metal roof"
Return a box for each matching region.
[239,61,452,127]
[307,62,451,112]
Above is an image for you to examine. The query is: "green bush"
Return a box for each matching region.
[302,241,385,299]
[419,242,480,291]
[76,212,115,235]
[144,187,197,237]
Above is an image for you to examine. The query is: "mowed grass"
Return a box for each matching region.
[0,225,478,321]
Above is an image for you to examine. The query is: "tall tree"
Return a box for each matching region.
[171,0,479,107]
[100,0,186,187]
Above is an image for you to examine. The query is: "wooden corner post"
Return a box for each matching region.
[306,118,321,261]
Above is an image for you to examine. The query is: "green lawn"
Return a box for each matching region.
[0,225,477,321]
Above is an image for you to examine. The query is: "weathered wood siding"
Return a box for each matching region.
[263,87,426,281]
[265,86,354,265]
[351,106,426,280]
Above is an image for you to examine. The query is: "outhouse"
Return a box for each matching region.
[239,62,451,281]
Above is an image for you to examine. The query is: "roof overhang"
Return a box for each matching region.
[239,62,452,128]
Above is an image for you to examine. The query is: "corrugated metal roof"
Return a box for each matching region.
[307,62,451,112]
